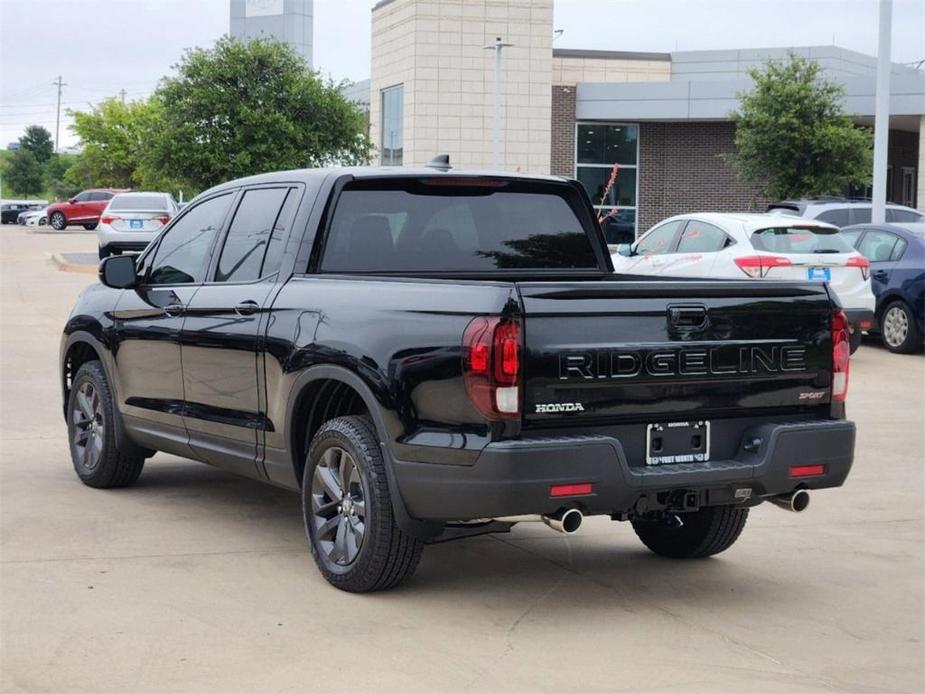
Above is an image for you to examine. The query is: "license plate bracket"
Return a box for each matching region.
[646,421,710,465]
[129,219,143,229]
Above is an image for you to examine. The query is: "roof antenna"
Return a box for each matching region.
[426,154,452,171]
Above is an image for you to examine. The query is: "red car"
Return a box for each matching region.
[47,189,125,231]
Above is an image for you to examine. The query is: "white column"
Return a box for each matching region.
[871,0,892,224]
[918,116,925,212]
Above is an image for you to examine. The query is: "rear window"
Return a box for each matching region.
[109,194,169,211]
[751,226,854,254]
[320,178,599,272]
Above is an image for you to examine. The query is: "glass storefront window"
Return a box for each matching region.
[575,122,639,239]
[381,85,403,166]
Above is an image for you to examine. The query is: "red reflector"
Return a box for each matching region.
[550,483,593,497]
[791,464,825,478]
[859,320,872,329]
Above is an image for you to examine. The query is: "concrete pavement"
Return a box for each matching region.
[1,225,923,693]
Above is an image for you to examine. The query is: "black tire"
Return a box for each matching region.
[632,505,748,559]
[880,300,923,354]
[848,328,862,354]
[302,415,423,592]
[50,211,67,230]
[98,246,110,260]
[66,360,145,488]
[83,223,98,231]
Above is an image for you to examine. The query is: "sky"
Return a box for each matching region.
[1,0,922,149]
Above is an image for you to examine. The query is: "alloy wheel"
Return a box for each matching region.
[310,446,367,566]
[51,213,66,230]
[883,306,909,348]
[71,381,104,471]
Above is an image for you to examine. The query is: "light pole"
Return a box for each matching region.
[484,37,513,169]
[872,0,892,224]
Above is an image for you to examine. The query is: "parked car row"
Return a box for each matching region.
[614,203,923,355]
[1,202,45,224]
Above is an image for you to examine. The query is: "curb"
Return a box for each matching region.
[29,228,96,235]
[50,253,97,275]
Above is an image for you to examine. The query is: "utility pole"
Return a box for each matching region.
[52,75,66,153]
[872,0,892,224]
[119,89,126,105]
[483,37,513,169]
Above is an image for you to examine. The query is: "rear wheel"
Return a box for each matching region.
[83,223,98,231]
[881,301,923,354]
[50,212,66,231]
[302,415,423,592]
[67,361,145,488]
[631,505,748,559]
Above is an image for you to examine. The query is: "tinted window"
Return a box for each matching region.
[321,180,598,272]
[839,228,863,247]
[636,220,683,255]
[90,191,114,202]
[261,188,299,277]
[148,194,233,285]
[887,208,924,223]
[74,192,92,203]
[676,221,730,253]
[851,208,872,224]
[751,226,854,254]
[816,208,850,227]
[577,167,636,206]
[577,124,638,165]
[600,209,636,245]
[215,188,289,283]
[857,230,899,262]
[109,194,169,211]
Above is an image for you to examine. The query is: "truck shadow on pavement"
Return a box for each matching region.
[121,457,784,609]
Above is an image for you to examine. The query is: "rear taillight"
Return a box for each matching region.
[846,255,870,280]
[155,216,171,225]
[462,316,522,420]
[831,310,850,402]
[100,215,120,225]
[734,255,792,278]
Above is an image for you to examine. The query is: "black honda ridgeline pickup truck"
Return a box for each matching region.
[61,163,856,592]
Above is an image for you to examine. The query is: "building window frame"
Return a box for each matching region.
[380,84,404,166]
[574,121,640,242]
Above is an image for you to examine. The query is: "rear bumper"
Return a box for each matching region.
[844,308,876,331]
[392,420,855,521]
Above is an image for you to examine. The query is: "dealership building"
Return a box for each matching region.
[360,0,925,240]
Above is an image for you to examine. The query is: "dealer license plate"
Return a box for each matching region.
[807,266,831,281]
[646,421,710,465]
[129,219,143,229]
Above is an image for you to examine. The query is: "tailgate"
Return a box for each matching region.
[518,279,834,425]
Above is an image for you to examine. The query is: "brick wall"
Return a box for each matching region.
[638,122,767,233]
[550,85,576,176]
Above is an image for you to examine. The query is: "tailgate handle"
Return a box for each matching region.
[668,305,707,328]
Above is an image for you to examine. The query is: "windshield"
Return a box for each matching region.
[751,226,854,254]
[109,194,170,211]
[321,178,600,272]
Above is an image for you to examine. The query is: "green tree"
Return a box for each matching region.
[18,125,54,164]
[43,153,81,201]
[4,149,44,196]
[146,36,371,191]
[70,99,156,189]
[728,53,872,200]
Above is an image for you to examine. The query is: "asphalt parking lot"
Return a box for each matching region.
[1,224,923,693]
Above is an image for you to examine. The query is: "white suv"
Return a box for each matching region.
[767,198,923,227]
[611,213,875,352]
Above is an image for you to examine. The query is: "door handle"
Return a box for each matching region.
[872,270,888,281]
[234,300,259,316]
[163,303,185,317]
[668,305,707,328]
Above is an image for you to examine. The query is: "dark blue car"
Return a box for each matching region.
[842,223,924,353]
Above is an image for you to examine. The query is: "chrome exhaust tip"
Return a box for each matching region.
[543,508,583,534]
[767,489,810,513]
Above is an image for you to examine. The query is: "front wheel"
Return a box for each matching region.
[67,361,145,488]
[881,301,923,354]
[50,212,67,230]
[303,415,423,592]
[631,505,748,559]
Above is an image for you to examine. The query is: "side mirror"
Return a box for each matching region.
[99,255,138,289]
[616,244,633,257]
[68,197,77,204]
